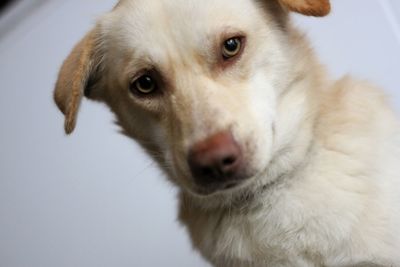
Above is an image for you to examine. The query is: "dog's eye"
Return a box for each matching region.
[222,37,242,59]
[130,75,157,95]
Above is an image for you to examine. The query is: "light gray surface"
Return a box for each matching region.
[0,1,399,267]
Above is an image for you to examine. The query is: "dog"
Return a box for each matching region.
[54,0,400,266]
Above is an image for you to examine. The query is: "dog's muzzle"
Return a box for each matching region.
[188,131,247,193]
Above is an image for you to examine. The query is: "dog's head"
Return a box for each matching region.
[54,0,329,200]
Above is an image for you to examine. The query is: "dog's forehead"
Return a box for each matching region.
[102,0,263,57]
[111,0,259,25]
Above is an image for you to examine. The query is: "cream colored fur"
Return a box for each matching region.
[54,0,400,266]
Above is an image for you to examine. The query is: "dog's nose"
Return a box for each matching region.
[188,132,244,187]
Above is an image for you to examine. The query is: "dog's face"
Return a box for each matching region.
[101,0,287,196]
[54,0,329,199]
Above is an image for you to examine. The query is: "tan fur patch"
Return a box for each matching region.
[54,31,97,134]
[279,0,331,17]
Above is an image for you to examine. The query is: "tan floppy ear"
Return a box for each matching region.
[54,30,101,134]
[279,0,331,17]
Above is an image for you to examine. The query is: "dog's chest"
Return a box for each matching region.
[179,201,321,267]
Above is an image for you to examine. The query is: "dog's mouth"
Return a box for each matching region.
[195,181,240,195]
[191,171,257,196]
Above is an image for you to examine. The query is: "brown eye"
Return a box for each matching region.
[130,75,157,95]
[222,37,242,59]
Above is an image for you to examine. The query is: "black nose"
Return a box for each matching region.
[188,132,244,188]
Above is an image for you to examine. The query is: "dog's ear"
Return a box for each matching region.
[278,0,331,17]
[54,29,102,134]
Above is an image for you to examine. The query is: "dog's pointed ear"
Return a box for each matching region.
[279,0,331,17]
[54,30,101,134]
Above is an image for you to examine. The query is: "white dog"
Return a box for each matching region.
[54,0,400,266]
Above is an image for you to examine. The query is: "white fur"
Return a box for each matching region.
[55,0,400,266]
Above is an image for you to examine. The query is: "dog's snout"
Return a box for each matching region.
[188,132,244,188]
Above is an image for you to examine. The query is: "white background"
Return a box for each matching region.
[0,1,399,266]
